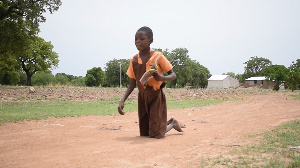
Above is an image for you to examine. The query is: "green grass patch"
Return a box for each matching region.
[290,94,300,100]
[0,98,134,124]
[199,120,300,168]
[0,98,224,124]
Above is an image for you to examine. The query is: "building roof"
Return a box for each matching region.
[245,76,266,81]
[208,75,228,80]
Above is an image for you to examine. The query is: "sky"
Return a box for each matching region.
[39,0,300,77]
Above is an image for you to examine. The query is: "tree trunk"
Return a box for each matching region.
[26,72,32,86]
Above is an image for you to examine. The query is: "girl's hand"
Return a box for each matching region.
[118,101,125,115]
[152,72,164,81]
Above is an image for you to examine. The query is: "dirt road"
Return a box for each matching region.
[0,92,299,168]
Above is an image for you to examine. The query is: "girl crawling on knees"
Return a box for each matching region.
[118,26,185,139]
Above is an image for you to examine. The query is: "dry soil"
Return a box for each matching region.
[0,89,299,168]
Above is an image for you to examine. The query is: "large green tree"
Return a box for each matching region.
[261,65,288,91]
[85,67,105,87]
[164,48,191,87]
[243,56,272,79]
[19,36,59,86]
[189,60,211,88]
[0,0,62,85]
[104,59,129,87]
[0,0,62,55]
[0,0,61,30]
[0,18,32,81]
[163,48,210,88]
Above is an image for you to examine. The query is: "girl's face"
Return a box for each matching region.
[135,31,153,52]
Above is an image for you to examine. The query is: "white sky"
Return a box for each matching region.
[39,0,300,77]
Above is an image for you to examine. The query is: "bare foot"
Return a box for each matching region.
[168,118,186,128]
[173,119,184,132]
[177,120,186,128]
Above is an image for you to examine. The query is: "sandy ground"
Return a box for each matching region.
[0,91,299,168]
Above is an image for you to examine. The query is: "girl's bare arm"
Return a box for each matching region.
[153,69,176,82]
[118,78,136,115]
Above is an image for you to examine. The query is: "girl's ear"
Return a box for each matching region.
[150,37,153,44]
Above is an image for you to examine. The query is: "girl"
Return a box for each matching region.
[118,26,185,139]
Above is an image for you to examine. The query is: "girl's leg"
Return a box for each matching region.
[166,118,185,133]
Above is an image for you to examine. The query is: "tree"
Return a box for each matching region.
[0,70,20,85]
[164,48,191,87]
[285,60,300,91]
[70,77,85,87]
[85,74,96,87]
[104,59,129,87]
[223,72,236,78]
[0,0,62,84]
[55,73,69,85]
[163,48,210,88]
[54,73,78,85]
[223,72,245,83]
[189,60,211,88]
[19,36,59,86]
[292,59,300,68]
[85,67,105,87]
[261,65,288,91]
[235,73,245,83]
[0,0,62,34]
[0,19,32,74]
[32,71,55,86]
[19,72,27,85]
[244,56,272,79]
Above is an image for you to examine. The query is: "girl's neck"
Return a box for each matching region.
[139,47,151,58]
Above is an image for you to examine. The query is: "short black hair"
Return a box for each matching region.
[137,26,153,38]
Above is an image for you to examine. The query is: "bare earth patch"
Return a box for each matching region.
[0,90,299,167]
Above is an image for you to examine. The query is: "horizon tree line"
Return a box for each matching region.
[1,1,299,90]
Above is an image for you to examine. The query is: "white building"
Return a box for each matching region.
[244,76,275,89]
[207,75,240,89]
[245,76,266,86]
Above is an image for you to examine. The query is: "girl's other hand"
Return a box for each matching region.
[118,101,125,115]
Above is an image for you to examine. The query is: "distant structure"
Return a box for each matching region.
[207,75,239,89]
[244,76,275,89]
